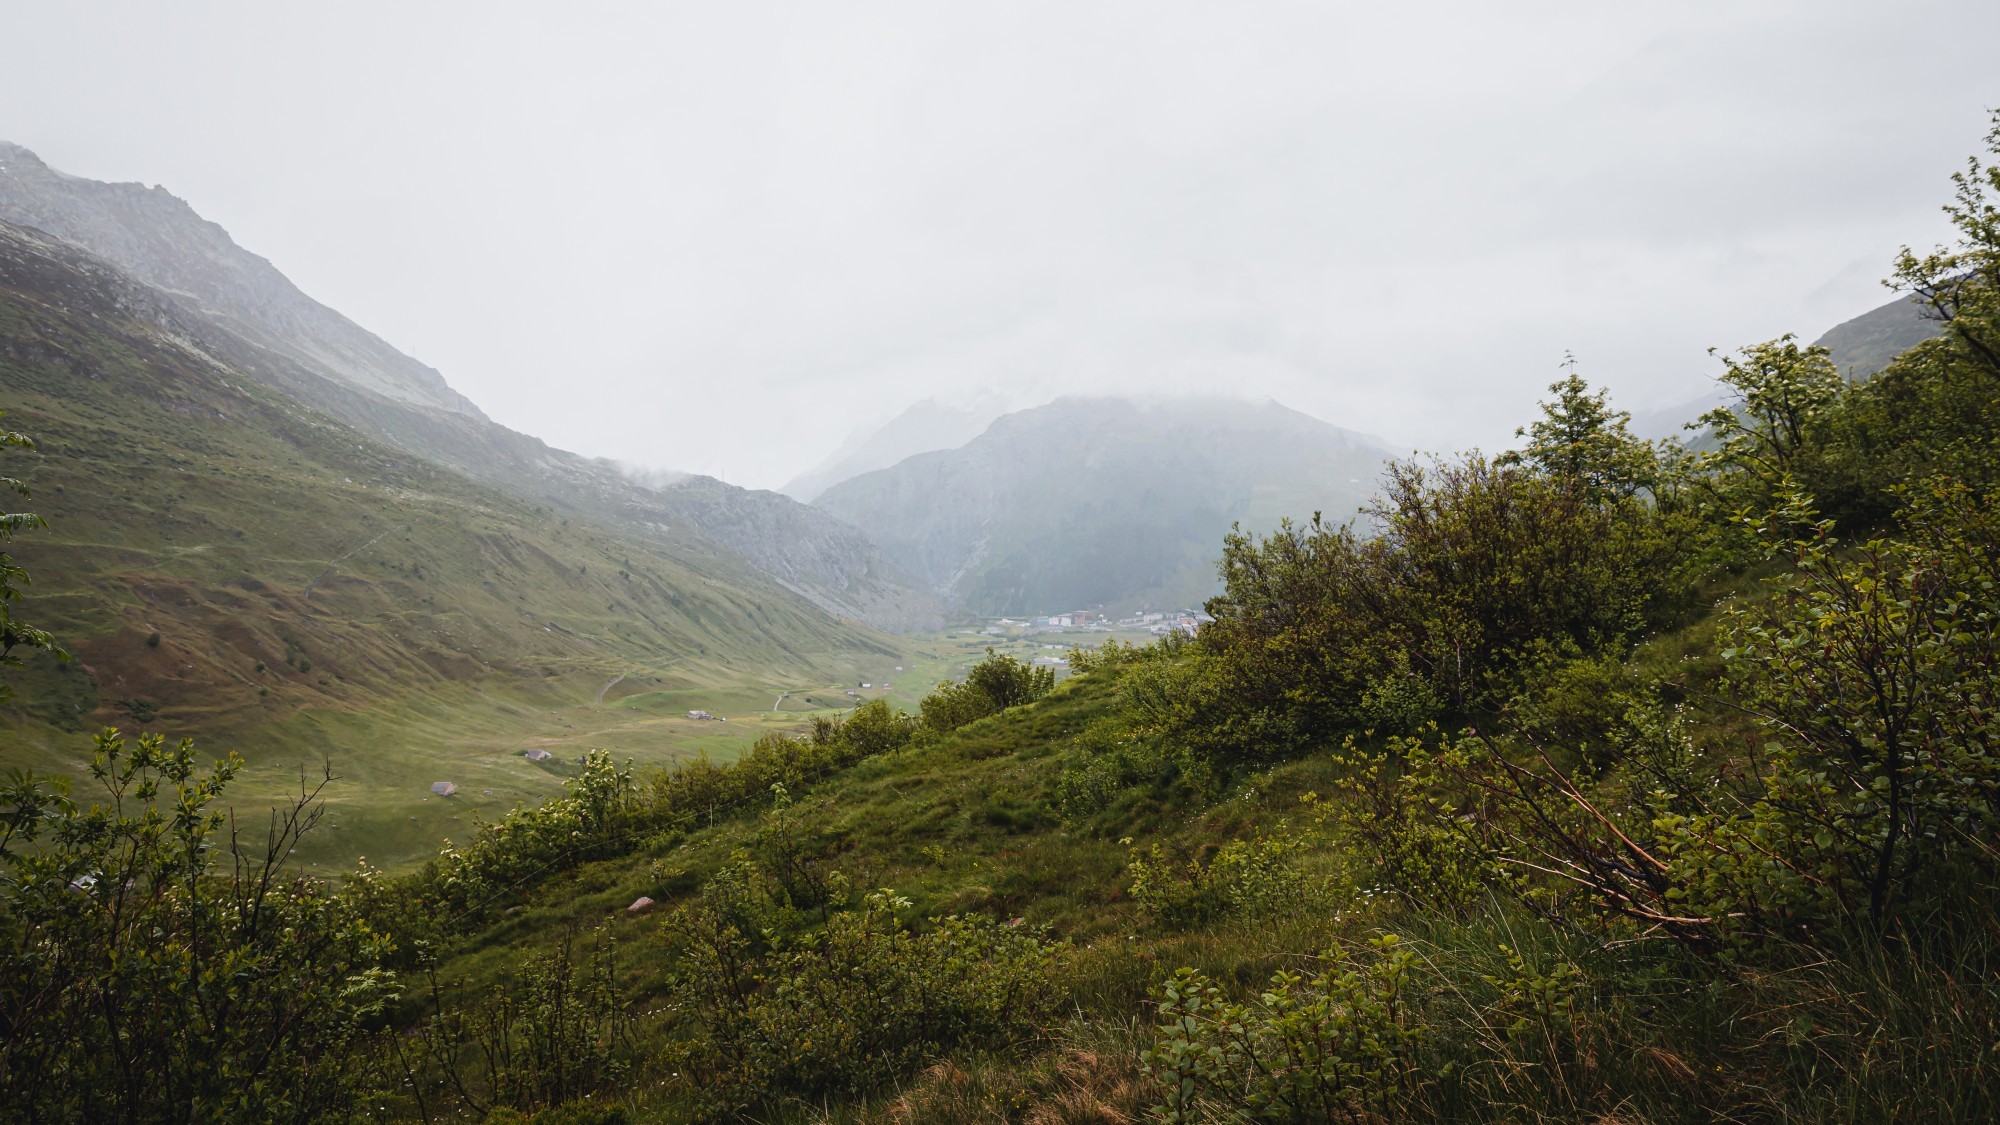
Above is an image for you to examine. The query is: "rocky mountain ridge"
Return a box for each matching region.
[0,141,483,417]
[0,141,945,632]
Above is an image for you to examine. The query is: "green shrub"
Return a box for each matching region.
[363,702,923,947]
[920,649,1055,733]
[653,699,915,828]
[751,783,837,911]
[1317,733,1512,916]
[1067,636,1172,673]
[1125,825,1326,929]
[668,888,1072,1116]
[1656,483,2000,940]
[1359,481,2000,953]
[356,751,638,950]
[393,928,632,1118]
[484,1104,629,1125]
[1184,445,1701,764]
[1145,935,1424,1122]
[0,731,393,1121]
[1054,720,1210,823]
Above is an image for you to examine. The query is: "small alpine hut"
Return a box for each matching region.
[524,749,553,762]
[430,781,458,797]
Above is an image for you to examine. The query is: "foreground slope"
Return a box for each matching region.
[0,218,901,866]
[0,141,946,631]
[814,396,1391,615]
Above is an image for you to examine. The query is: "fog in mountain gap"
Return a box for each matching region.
[3,1,1993,489]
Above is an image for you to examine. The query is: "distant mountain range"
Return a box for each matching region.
[0,141,943,633]
[806,291,1947,617]
[812,397,1391,616]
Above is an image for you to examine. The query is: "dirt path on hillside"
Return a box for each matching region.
[303,527,397,598]
[594,672,626,705]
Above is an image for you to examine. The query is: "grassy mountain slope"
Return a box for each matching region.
[0,218,905,868]
[813,396,1391,615]
[1633,291,1943,439]
[0,141,946,632]
[1815,291,1941,379]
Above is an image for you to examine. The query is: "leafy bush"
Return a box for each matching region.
[1325,736,1502,914]
[1658,483,2000,938]
[652,698,915,827]
[751,783,838,911]
[1145,935,1423,1122]
[1067,636,1172,673]
[667,886,1072,1117]
[0,407,63,686]
[391,927,632,1119]
[1054,720,1213,823]
[1181,440,1700,763]
[1347,480,2000,954]
[0,730,394,1121]
[921,649,1055,733]
[1125,825,1326,929]
[362,702,921,946]
[1479,943,1582,1044]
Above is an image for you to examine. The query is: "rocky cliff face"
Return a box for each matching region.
[0,142,946,632]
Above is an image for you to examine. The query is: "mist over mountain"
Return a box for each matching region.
[813,396,1391,616]
[782,395,1010,503]
[0,142,943,632]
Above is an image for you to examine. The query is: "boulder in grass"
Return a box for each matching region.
[430,781,457,797]
[524,749,553,762]
[626,896,655,915]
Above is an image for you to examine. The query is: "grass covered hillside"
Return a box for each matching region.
[5,116,2000,1124]
[0,218,903,869]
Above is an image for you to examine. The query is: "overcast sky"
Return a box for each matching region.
[2,2,1994,488]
